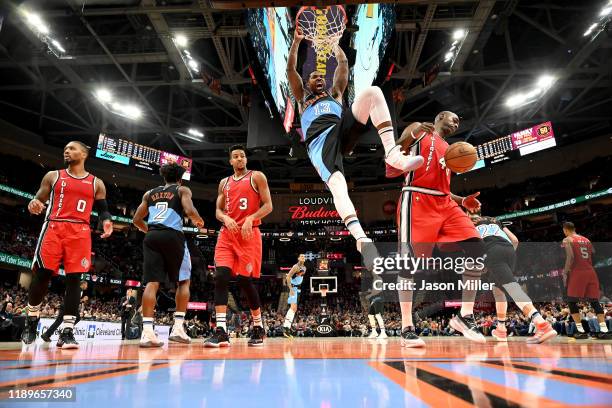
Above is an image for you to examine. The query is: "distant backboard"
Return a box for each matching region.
[310,276,337,294]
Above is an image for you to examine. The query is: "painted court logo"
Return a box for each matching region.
[87,324,96,339]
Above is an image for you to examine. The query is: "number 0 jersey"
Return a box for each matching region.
[146,184,184,232]
[222,171,261,228]
[46,169,96,224]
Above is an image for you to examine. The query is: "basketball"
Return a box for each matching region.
[444,142,477,173]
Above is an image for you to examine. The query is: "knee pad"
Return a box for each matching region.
[591,301,604,315]
[237,275,261,311]
[64,273,82,316]
[568,301,580,314]
[214,267,231,306]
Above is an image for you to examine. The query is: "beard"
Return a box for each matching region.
[64,158,72,165]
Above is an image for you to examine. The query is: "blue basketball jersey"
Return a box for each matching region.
[300,91,343,143]
[290,264,306,286]
[146,184,184,232]
[475,217,511,244]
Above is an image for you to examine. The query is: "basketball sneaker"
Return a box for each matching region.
[41,333,52,343]
[526,322,557,344]
[21,316,39,345]
[450,315,486,343]
[56,328,79,349]
[367,329,378,338]
[169,325,191,344]
[377,330,388,339]
[384,145,424,173]
[572,331,588,340]
[204,327,230,348]
[282,327,293,339]
[248,326,265,347]
[595,331,612,340]
[400,328,425,348]
[139,330,164,348]
[491,328,508,342]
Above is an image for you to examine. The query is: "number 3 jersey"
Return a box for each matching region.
[222,170,261,228]
[47,169,96,224]
[147,184,184,231]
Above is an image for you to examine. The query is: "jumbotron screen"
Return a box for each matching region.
[463,121,556,172]
[95,134,193,180]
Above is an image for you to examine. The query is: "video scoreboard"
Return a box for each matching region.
[465,121,556,172]
[95,134,193,180]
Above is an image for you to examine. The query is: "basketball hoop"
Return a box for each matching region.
[296,5,347,59]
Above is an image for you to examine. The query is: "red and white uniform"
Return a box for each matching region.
[563,234,600,299]
[33,169,96,274]
[387,132,479,257]
[214,170,263,278]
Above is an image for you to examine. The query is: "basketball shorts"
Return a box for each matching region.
[143,228,191,284]
[397,188,480,258]
[306,107,368,183]
[288,286,300,305]
[214,227,262,278]
[33,221,92,274]
[368,297,383,315]
[567,268,600,300]
[483,241,516,286]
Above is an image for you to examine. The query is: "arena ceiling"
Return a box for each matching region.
[0,0,610,185]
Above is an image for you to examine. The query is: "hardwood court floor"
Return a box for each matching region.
[0,336,610,407]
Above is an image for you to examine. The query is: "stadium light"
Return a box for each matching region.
[19,7,69,59]
[600,6,612,16]
[188,128,204,138]
[174,35,188,48]
[536,75,555,89]
[505,75,556,109]
[95,89,143,120]
[95,89,113,103]
[452,29,466,40]
[583,23,598,36]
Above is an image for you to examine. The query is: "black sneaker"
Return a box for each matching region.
[248,326,265,347]
[573,332,588,340]
[204,327,230,348]
[400,328,425,348]
[41,333,52,343]
[282,327,293,339]
[21,316,39,345]
[450,314,486,343]
[56,328,79,349]
[595,331,612,340]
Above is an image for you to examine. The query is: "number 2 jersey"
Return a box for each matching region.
[222,170,261,228]
[475,217,513,249]
[146,184,184,232]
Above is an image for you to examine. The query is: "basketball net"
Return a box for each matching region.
[320,288,328,298]
[296,6,347,59]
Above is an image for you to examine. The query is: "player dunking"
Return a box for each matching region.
[133,163,205,347]
[287,28,423,258]
[22,141,113,348]
[282,254,306,338]
[205,145,273,347]
[471,214,557,343]
[561,222,610,339]
[388,113,485,347]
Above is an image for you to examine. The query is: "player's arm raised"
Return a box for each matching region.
[94,178,113,238]
[132,191,150,234]
[216,178,239,234]
[331,43,348,100]
[179,186,204,231]
[28,171,56,215]
[241,171,273,239]
[287,28,305,105]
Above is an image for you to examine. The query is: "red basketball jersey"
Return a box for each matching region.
[404,131,451,194]
[47,169,96,224]
[564,234,594,271]
[222,170,261,227]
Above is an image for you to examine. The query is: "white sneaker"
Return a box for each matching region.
[385,145,424,172]
[450,315,486,344]
[140,330,164,348]
[377,331,388,339]
[368,330,378,338]
[169,326,191,344]
[400,328,426,348]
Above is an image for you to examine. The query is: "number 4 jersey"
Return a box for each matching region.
[147,184,184,231]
